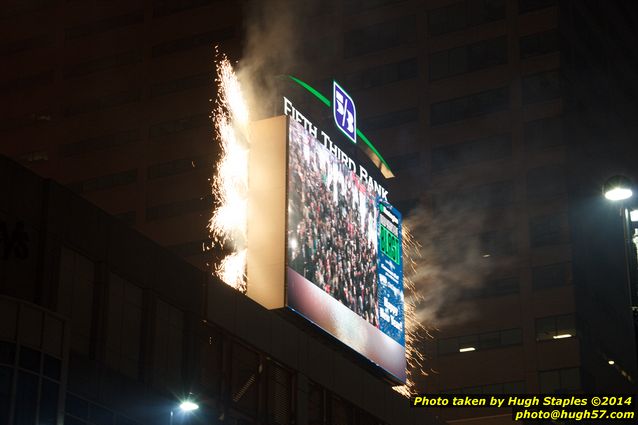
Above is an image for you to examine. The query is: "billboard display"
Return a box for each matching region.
[285,119,406,382]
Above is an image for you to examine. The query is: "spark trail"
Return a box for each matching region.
[209,55,250,293]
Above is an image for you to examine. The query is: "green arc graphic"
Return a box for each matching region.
[287,75,394,177]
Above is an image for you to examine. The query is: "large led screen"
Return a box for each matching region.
[285,119,406,382]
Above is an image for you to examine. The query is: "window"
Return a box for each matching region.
[526,165,565,200]
[70,169,137,194]
[153,300,184,389]
[434,180,514,211]
[430,36,507,80]
[536,314,576,340]
[14,371,38,425]
[539,368,581,393]
[480,229,515,256]
[151,27,235,57]
[524,116,563,150]
[106,274,142,379]
[532,262,570,290]
[522,70,561,104]
[231,342,260,416]
[330,395,354,425]
[199,324,222,394]
[149,73,211,98]
[520,29,559,59]
[438,328,522,355]
[145,195,212,221]
[342,58,418,91]
[65,90,141,116]
[0,366,11,424]
[428,0,506,36]
[147,154,214,180]
[65,393,142,425]
[308,383,325,425]
[430,87,509,125]
[266,361,293,425]
[519,0,558,14]
[344,0,406,15]
[153,0,219,18]
[529,213,565,247]
[462,276,520,299]
[65,11,144,40]
[432,134,512,171]
[0,34,53,57]
[0,70,54,94]
[361,108,418,131]
[149,114,209,139]
[387,151,420,171]
[168,239,207,257]
[60,130,140,157]
[58,247,95,354]
[65,50,142,79]
[344,16,416,58]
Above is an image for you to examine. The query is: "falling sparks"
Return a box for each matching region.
[209,54,250,293]
[393,227,430,397]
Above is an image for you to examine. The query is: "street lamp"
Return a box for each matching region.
[603,175,633,201]
[170,399,199,425]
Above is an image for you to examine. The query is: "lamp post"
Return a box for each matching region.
[602,175,638,324]
[169,399,199,425]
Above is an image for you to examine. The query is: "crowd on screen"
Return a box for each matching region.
[288,122,379,327]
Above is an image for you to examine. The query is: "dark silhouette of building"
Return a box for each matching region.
[0,155,442,425]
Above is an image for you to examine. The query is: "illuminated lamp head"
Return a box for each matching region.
[603,175,633,201]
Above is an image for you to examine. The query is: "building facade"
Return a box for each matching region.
[0,156,442,425]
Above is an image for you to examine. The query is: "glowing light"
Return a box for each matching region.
[179,401,199,412]
[553,333,572,339]
[630,210,638,222]
[604,187,633,201]
[459,347,476,353]
[608,360,615,365]
[209,54,250,292]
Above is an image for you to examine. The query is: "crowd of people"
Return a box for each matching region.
[287,121,379,327]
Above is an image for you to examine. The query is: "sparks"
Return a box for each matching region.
[393,227,429,397]
[209,54,250,292]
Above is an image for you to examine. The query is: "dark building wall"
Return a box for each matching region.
[0,155,441,425]
[560,0,638,393]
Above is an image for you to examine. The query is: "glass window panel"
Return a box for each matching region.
[560,368,581,391]
[536,317,556,340]
[90,403,115,425]
[0,298,17,340]
[458,335,479,349]
[539,370,560,393]
[43,315,64,357]
[0,366,12,425]
[438,338,457,355]
[556,314,576,335]
[500,329,522,345]
[0,342,15,365]
[19,346,41,373]
[43,354,61,381]
[66,393,89,419]
[479,332,501,349]
[19,305,43,349]
[15,371,38,425]
[39,379,59,425]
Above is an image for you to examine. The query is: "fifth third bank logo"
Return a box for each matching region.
[333,81,357,144]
